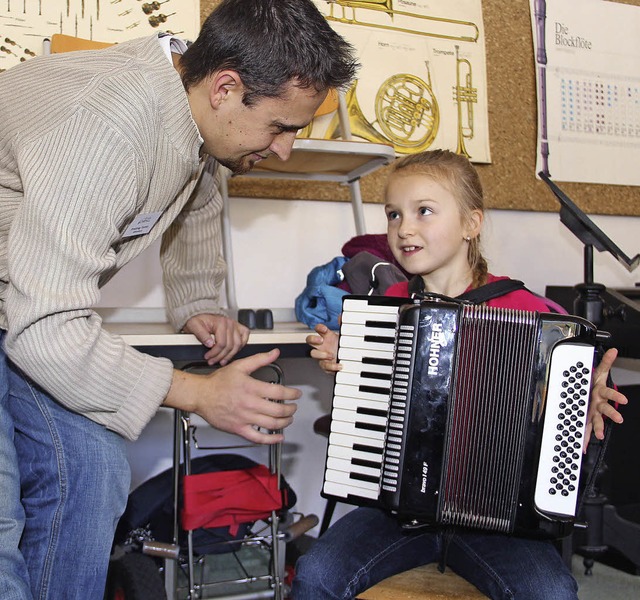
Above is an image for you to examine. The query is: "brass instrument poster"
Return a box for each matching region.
[309,0,491,163]
[531,0,640,186]
[0,0,200,71]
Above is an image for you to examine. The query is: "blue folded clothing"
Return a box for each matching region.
[295,256,348,330]
[295,284,347,330]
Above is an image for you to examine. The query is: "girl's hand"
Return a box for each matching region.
[585,347,628,451]
[306,323,341,374]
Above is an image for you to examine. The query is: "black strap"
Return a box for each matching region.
[458,279,526,303]
[408,275,526,305]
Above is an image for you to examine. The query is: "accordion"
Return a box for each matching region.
[322,295,600,538]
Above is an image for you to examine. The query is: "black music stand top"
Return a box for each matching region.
[538,172,640,274]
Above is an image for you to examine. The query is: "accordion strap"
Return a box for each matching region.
[408,275,526,304]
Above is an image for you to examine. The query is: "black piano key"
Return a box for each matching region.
[351,472,380,484]
[362,356,394,367]
[359,384,391,396]
[355,421,386,433]
[352,457,382,469]
[357,406,388,418]
[364,335,396,345]
[353,442,384,455]
[364,319,396,330]
[361,371,392,382]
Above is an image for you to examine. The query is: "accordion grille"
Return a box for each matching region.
[438,306,540,533]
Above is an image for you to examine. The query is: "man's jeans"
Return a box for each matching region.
[0,332,130,599]
[293,507,579,600]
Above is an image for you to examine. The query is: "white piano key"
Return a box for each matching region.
[326,457,381,478]
[339,335,396,354]
[333,383,390,403]
[339,323,396,338]
[342,299,401,316]
[323,479,380,501]
[335,370,391,388]
[331,407,388,428]
[330,420,386,442]
[328,444,383,464]
[340,312,398,326]
[337,347,395,363]
[324,468,380,493]
[339,360,393,376]
[333,395,389,413]
[328,431,384,451]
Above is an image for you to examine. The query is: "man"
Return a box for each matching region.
[0,0,358,597]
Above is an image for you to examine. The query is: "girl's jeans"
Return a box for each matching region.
[293,506,579,600]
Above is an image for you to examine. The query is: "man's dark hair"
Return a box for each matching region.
[180,0,359,105]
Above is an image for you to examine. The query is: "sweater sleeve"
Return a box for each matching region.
[4,109,174,441]
[160,157,228,332]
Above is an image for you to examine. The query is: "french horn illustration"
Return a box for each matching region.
[316,66,440,154]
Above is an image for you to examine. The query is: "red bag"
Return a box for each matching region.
[181,465,284,536]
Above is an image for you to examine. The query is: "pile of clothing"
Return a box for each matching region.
[295,234,409,330]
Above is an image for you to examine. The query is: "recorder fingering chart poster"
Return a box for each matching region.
[531,0,640,185]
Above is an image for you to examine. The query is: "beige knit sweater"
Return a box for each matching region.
[0,35,227,440]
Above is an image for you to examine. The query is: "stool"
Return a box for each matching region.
[313,414,336,534]
[356,563,489,600]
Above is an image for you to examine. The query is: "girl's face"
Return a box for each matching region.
[384,172,481,286]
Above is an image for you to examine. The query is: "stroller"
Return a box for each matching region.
[105,364,317,600]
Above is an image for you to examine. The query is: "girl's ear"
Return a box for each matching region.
[466,209,483,240]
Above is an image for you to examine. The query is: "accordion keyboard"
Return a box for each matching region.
[323,297,403,502]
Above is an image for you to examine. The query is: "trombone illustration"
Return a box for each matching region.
[320,65,440,154]
[324,0,479,43]
[453,45,477,158]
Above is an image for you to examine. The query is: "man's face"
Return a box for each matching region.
[200,79,327,175]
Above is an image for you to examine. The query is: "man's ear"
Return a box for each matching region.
[209,70,243,109]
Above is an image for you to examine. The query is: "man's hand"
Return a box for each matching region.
[183,313,250,366]
[164,348,301,444]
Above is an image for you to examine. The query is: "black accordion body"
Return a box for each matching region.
[322,295,599,539]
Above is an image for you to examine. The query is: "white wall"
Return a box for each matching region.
[99,197,640,309]
[99,196,640,535]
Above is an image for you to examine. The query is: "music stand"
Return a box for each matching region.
[539,172,640,575]
[539,171,640,326]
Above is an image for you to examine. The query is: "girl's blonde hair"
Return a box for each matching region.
[387,149,488,289]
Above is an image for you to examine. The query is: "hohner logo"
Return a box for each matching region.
[427,325,447,376]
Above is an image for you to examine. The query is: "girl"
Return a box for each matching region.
[292,150,626,600]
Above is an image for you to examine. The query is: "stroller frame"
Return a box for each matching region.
[161,363,288,600]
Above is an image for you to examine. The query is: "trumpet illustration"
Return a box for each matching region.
[324,0,479,43]
[453,45,477,158]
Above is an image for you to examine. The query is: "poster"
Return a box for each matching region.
[0,0,200,71]
[531,0,640,185]
[309,0,491,163]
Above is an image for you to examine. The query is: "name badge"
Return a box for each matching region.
[122,212,162,238]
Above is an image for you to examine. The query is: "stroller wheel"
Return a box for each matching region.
[105,553,167,600]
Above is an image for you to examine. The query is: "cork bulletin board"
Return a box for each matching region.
[200,0,640,217]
